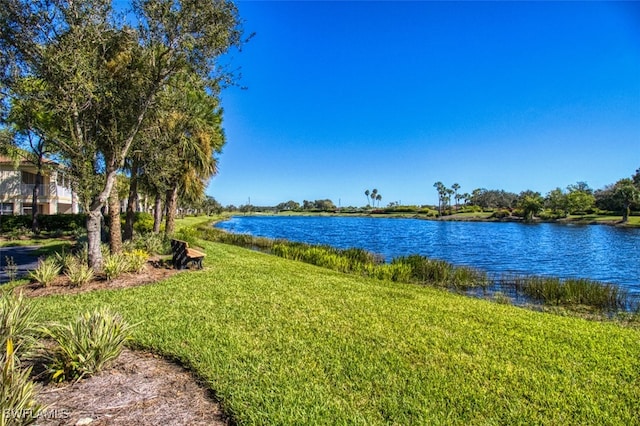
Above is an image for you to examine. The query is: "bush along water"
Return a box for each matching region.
[200,227,489,290]
[506,275,629,312]
[200,225,635,313]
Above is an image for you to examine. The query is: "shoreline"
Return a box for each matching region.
[228,210,639,227]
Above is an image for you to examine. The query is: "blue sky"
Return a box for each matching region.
[209,1,640,207]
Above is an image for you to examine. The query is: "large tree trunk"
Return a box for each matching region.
[153,191,163,234]
[109,191,122,254]
[86,210,103,270]
[85,168,120,269]
[622,201,630,223]
[164,185,178,236]
[123,158,139,241]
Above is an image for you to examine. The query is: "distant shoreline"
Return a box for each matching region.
[232,210,640,228]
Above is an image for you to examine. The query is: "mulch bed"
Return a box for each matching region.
[33,349,228,426]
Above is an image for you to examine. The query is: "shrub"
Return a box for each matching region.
[3,256,18,283]
[490,209,511,219]
[37,214,86,232]
[103,254,129,281]
[511,275,628,311]
[64,260,95,287]
[124,249,148,273]
[0,215,31,233]
[1,339,43,424]
[41,308,135,382]
[54,249,78,273]
[27,257,61,287]
[132,212,154,234]
[174,226,199,246]
[8,226,32,241]
[0,292,39,361]
[130,233,170,255]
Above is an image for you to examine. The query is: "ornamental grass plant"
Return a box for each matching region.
[41,307,135,382]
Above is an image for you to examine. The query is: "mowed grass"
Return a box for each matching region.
[32,241,640,425]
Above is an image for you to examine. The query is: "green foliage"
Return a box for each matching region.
[1,339,43,426]
[53,249,77,273]
[64,259,95,287]
[515,276,627,311]
[517,190,545,221]
[0,292,39,361]
[32,242,640,424]
[206,227,489,290]
[489,209,511,219]
[102,254,129,281]
[3,256,18,283]
[27,257,61,287]
[174,226,200,247]
[129,212,154,234]
[123,232,171,255]
[0,214,86,234]
[123,249,148,273]
[41,308,135,382]
[393,255,489,289]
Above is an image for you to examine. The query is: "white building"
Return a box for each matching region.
[0,155,79,215]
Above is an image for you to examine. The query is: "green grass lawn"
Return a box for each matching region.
[32,241,640,425]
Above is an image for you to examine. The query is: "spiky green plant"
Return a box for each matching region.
[0,339,43,426]
[123,249,148,273]
[27,258,61,287]
[53,249,77,274]
[64,260,95,287]
[41,308,136,382]
[102,254,129,281]
[0,292,39,362]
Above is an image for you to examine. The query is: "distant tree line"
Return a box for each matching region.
[432,167,640,222]
[230,167,640,223]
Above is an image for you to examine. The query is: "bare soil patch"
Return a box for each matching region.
[15,260,229,426]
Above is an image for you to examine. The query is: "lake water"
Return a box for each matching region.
[216,216,640,296]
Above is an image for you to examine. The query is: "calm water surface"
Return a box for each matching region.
[216,216,640,295]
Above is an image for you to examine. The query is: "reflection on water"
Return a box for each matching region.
[216,216,640,296]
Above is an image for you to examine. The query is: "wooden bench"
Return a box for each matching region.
[170,239,206,270]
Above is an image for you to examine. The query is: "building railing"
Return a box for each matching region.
[20,184,48,196]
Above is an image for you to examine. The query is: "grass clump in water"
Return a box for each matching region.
[515,276,628,311]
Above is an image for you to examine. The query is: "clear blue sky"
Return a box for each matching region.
[209,1,640,207]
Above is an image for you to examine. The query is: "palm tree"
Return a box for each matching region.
[365,189,370,207]
[375,193,382,207]
[142,71,225,235]
[452,183,460,211]
[433,182,445,216]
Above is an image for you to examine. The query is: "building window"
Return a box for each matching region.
[0,203,13,215]
[21,171,36,184]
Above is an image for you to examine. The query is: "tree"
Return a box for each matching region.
[613,178,639,222]
[451,183,460,210]
[517,190,544,221]
[142,71,225,236]
[2,77,65,233]
[375,193,382,207]
[364,189,370,207]
[0,0,244,268]
[566,183,595,215]
[444,188,454,214]
[545,187,568,217]
[276,200,300,211]
[433,182,445,216]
